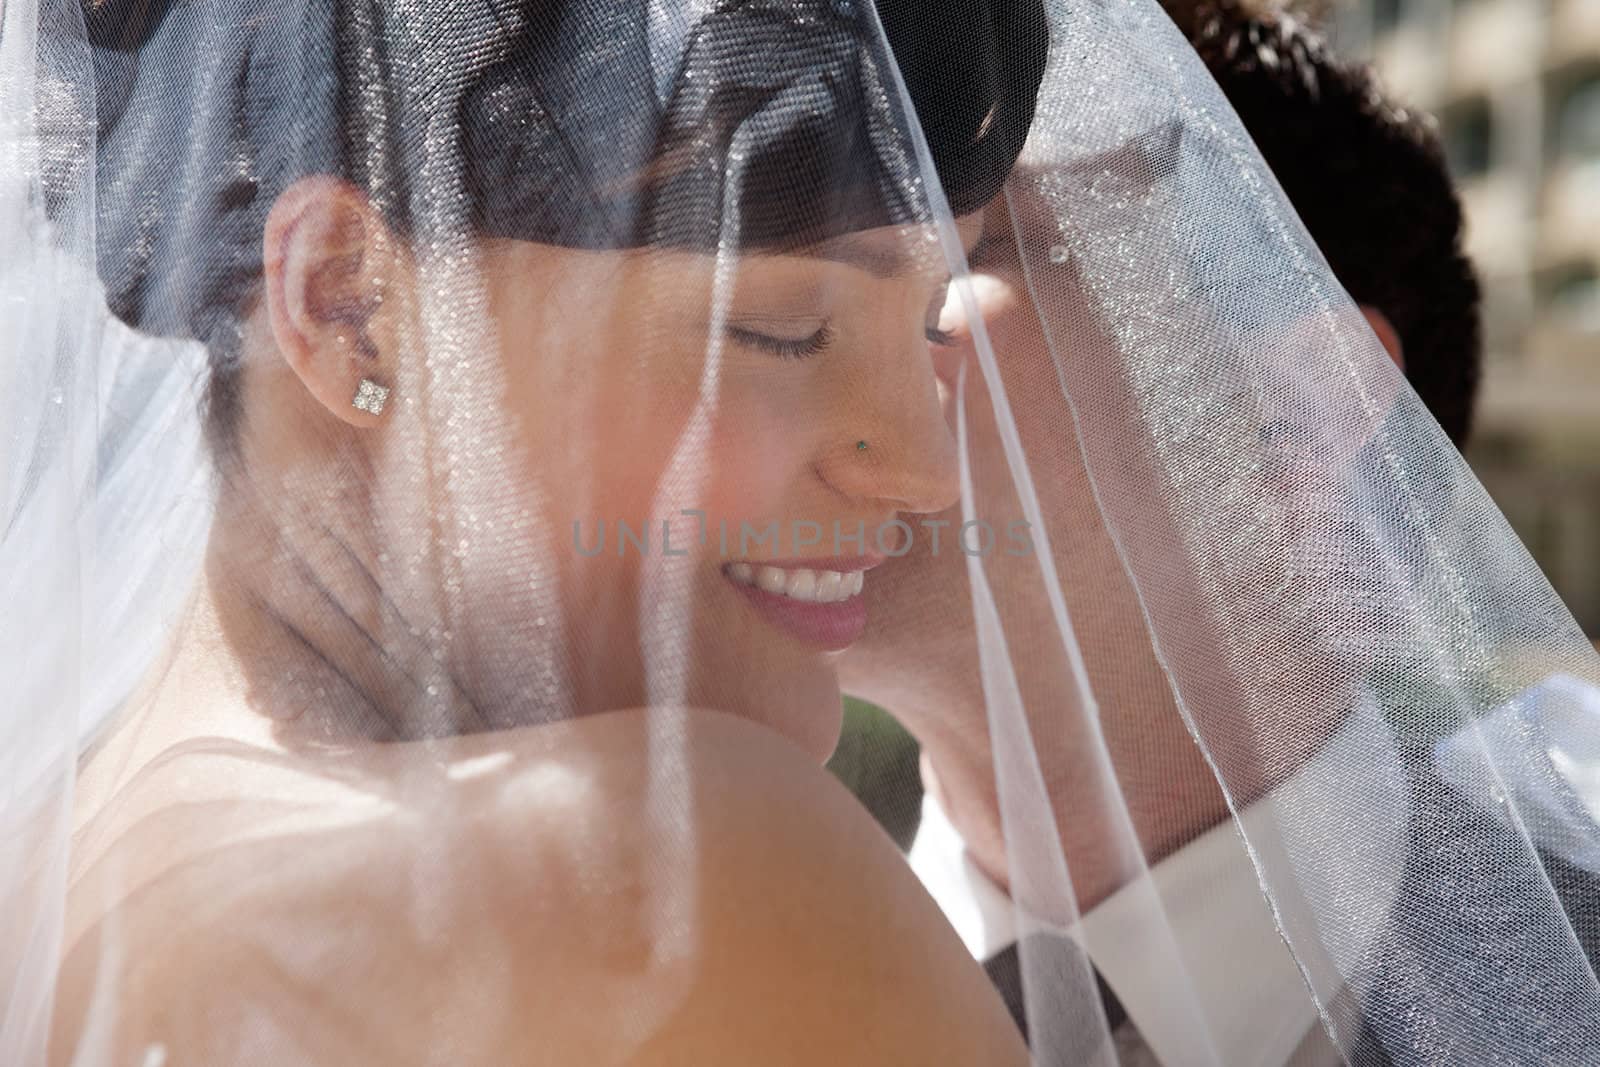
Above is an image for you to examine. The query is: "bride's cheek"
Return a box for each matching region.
[692,421,812,533]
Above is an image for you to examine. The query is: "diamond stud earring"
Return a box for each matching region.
[352,378,390,415]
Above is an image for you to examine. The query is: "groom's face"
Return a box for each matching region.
[838,192,1176,753]
[835,187,1242,865]
[839,184,1365,821]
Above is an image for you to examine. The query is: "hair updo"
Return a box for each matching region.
[82,0,1047,454]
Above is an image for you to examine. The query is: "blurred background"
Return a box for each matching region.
[830,0,1599,812]
[1330,0,1600,637]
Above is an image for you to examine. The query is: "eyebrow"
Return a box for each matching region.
[807,235,922,279]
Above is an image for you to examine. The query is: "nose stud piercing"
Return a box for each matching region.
[856,440,868,452]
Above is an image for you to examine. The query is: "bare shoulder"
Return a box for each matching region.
[54,708,1027,1066]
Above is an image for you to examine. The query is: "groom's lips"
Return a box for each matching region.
[722,555,884,652]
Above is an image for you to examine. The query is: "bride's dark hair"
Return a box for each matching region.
[82,0,1046,453]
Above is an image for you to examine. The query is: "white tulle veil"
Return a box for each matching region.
[4,0,1600,1063]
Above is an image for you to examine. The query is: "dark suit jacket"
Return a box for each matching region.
[1341,762,1600,1065]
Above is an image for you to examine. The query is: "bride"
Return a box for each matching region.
[12,0,1600,1063]
[29,0,1042,1062]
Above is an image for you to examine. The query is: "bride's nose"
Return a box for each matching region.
[817,345,961,516]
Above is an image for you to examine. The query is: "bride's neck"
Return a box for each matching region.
[73,474,541,825]
[199,475,491,743]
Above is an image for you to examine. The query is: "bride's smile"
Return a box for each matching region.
[723,554,883,651]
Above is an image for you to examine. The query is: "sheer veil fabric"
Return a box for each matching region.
[4,0,1600,1063]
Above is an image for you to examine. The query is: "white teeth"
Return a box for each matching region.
[727,563,865,603]
[785,570,817,600]
[755,566,788,594]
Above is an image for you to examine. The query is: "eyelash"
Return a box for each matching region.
[728,322,835,360]
[727,323,956,359]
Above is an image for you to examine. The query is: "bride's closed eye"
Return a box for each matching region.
[729,319,957,358]
[727,319,836,360]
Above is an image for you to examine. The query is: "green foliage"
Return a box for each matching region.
[826,698,924,852]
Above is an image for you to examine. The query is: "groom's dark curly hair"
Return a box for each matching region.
[1184,2,1483,446]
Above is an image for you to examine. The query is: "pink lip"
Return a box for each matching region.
[723,558,879,652]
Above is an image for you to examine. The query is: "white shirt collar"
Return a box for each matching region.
[907,693,1412,1067]
[909,787,1329,1067]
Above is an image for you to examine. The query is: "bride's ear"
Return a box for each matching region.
[262,176,410,427]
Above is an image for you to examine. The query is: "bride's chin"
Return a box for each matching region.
[690,657,845,765]
[760,676,846,764]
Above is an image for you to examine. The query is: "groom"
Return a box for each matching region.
[840,6,1600,1064]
